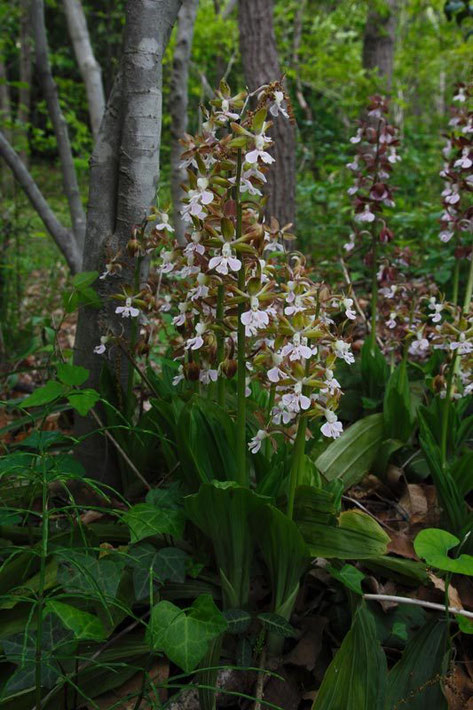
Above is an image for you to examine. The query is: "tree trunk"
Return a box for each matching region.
[32,0,86,252]
[169,0,199,245]
[74,0,182,486]
[238,0,296,229]
[0,59,13,195]
[362,0,398,91]
[18,0,33,165]
[62,0,106,141]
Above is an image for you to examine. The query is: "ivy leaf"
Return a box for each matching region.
[414,528,473,575]
[22,380,67,408]
[146,594,227,672]
[123,503,185,543]
[46,600,107,641]
[223,609,252,635]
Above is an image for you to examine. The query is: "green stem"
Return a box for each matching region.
[35,465,49,710]
[452,260,460,307]
[235,150,247,486]
[287,416,306,520]
[462,248,473,313]
[440,353,457,470]
[264,384,276,459]
[126,257,142,415]
[369,232,378,354]
[216,285,225,407]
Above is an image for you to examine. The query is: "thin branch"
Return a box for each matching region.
[364,593,473,620]
[0,130,81,272]
[32,0,86,250]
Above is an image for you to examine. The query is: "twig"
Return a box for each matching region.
[363,593,473,620]
[89,407,151,491]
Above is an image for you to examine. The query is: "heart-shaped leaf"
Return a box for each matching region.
[414,528,473,575]
[123,503,185,543]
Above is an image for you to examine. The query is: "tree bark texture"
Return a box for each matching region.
[74,0,182,486]
[0,131,81,272]
[62,0,106,141]
[362,0,398,91]
[169,0,199,244]
[32,0,86,252]
[18,0,33,164]
[238,0,296,229]
[0,59,13,195]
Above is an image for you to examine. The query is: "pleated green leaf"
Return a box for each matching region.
[313,604,387,710]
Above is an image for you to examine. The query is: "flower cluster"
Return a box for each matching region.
[99,81,355,446]
[439,82,473,254]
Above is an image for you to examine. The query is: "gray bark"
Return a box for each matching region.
[32,0,86,251]
[74,0,182,485]
[18,0,33,164]
[62,0,106,141]
[0,59,13,195]
[0,131,81,272]
[169,0,199,244]
[362,0,398,91]
[238,0,296,229]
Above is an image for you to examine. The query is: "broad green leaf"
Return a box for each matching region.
[297,509,389,559]
[57,363,89,386]
[385,619,448,709]
[67,388,100,416]
[146,594,227,672]
[363,555,429,586]
[129,543,188,600]
[315,414,385,489]
[123,503,185,543]
[313,604,387,710]
[360,340,389,400]
[457,615,473,634]
[56,550,123,602]
[328,563,365,594]
[46,600,106,641]
[383,364,413,443]
[414,528,473,574]
[258,612,298,638]
[222,609,252,634]
[251,504,308,619]
[184,483,265,607]
[22,380,67,408]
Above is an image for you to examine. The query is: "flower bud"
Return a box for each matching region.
[185,362,200,381]
[127,238,141,256]
[221,359,237,379]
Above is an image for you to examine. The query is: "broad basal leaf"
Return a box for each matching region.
[385,618,448,709]
[315,414,385,489]
[313,604,387,710]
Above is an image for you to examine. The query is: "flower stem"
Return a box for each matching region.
[440,352,457,470]
[235,149,247,486]
[216,284,225,407]
[287,416,306,520]
[462,248,473,313]
[452,260,460,307]
[369,232,378,354]
[126,257,142,415]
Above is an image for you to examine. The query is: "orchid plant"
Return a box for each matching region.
[95,80,356,516]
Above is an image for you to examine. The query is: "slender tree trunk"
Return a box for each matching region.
[169,0,199,244]
[74,0,182,486]
[32,0,86,252]
[0,60,13,195]
[0,132,81,271]
[362,0,398,91]
[18,0,33,165]
[238,0,296,229]
[62,0,106,141]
